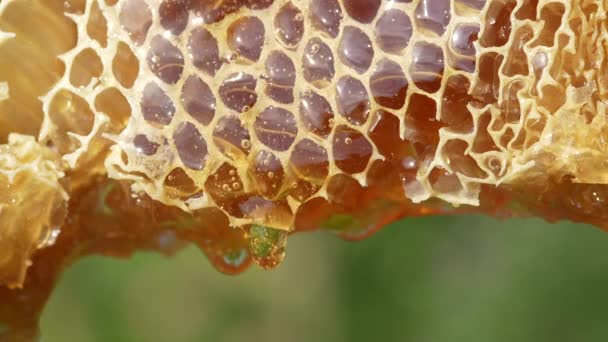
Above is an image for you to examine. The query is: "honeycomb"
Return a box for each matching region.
[2,0,608,337]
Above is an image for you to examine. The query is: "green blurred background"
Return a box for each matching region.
[41,215,608,342]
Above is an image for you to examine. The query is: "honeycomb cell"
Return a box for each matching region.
[264,51,296,104]
[441,75,474,133]
[302,38,335,88]
[213,116,251,160]
[289,138,329,180]
[374,9,413,54]
[450,24,480,73]
[368,110,408,161]
[188,27,223,77]
[249,150,285,199]
[87,1,108,47]
[119,0,153,45]
[112,42,139,88]
[159,0,189,35]
[410,42,444,93]
[342,0,381,24]
[254,106,298,152]
[309,0,343,38]
[227,16,265,62]
[274,2,304,49]
[164,167,198,198]
[414,0,451,36]
[299,89,334,138]
[219,72,258,113]
[94,87,131,133]
[370,58,408,110]
[181,75,215,126]
[333,125,373,174]
[338,26,374,74]
[141,82,175,126]
[336,76,370,126]
[70,48,103,88]
[49,90,95,136]
[480,0,516,47]
[443,139,487,179]
[133,134,159,156]
[204,163,247,217]
[429,167,463,194]
[147,35,184,85]
[404,94,442,154]
[173,121,208,171]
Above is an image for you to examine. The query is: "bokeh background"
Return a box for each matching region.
[41,215,608,342]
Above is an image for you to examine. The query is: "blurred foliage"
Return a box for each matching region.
[42,215,608,342]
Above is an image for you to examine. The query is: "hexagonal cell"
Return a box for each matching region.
[112,41,139,88]
[410,42,444,93]
[164,167,198,198]
[227,16,265,62]
[442,139,487,179]
[48,89,95,153]
[70,48,103,88]
[119,0,152,45]
[254,106,298,152]
[449,24,480,73]
[375,9,413,54]
[429,168,464,194]
[441,75,474,133]
[213,115,251,160]
[141,82,175,126]
[370,58,408,110]
[302,38,335,88]
[289,138,329,201]
[147,35,184,85]
[332,125,373,174]
[249,150,285,199]
[335,76,370,126]
[309,0,343,38]
[299,89,334,138]
[133,134,159,156]
[264,51,296,104]
[181,75,215,126]
[342,0,381,23]
[368,110,409,161]
[159,0,190,35]
[87,1,108,47]
[219,72,258,113]
[338,26,374,74]
[480,0,517,47]
[414,0,451,36]
[188,27,223,76]
[173,121,208,171]
[274,2,304,49]
[204,162,248,217]
[94,87,131,133]
[404,93,443,156]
